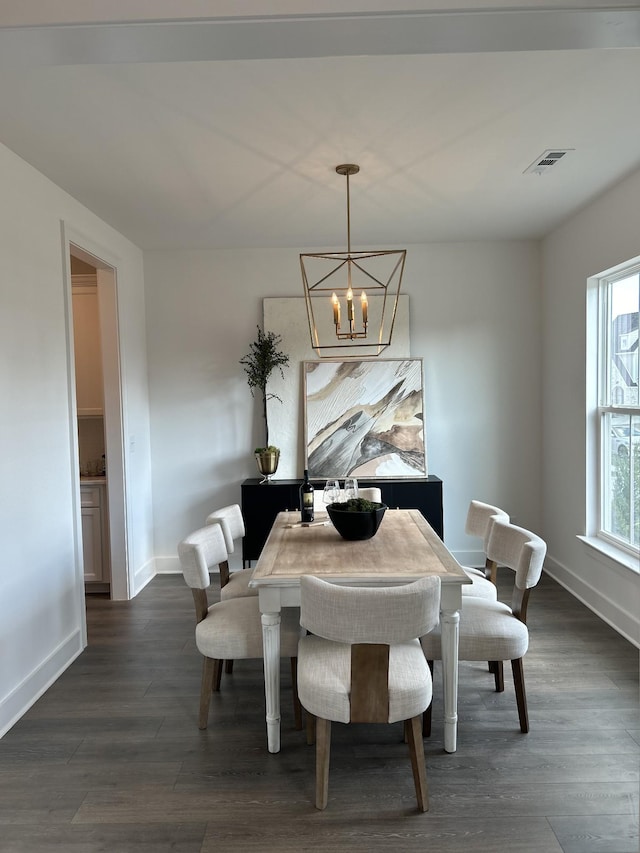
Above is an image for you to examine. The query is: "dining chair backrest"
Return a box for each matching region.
[313,487,382,512]
[205,503,245,554]
[178,523,228,591]
[463,500,510,587]
[299,575,441,645]
[485,519,546,591]
[465,500,509,541]
[313,492,328,512]
[485,518,546,625]
[358,487,382,503]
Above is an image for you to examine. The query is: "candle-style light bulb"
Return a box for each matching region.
[360,291,368,326]
[331,292,340,328]
[346,287,354,322]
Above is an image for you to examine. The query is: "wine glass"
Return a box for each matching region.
[323,478,340,508]
[344,477,359,501]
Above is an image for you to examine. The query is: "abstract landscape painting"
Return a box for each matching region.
[303,359,426,478]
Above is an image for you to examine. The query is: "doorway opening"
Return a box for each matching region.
[68,240,129,602]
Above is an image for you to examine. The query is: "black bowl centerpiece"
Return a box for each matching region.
[326,497,387,541]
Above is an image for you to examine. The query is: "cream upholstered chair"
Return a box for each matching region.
[178,523,302,730]
[460,500,510,601]
[205,504,256,600]
[357,486,382,502]
[297,575,441,812]
[421,519,547,734]
[205,504,257,676]
[313,492,329,514]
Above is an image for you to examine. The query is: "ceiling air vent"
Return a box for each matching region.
[524,149,573,176]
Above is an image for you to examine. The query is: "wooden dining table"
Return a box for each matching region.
[249,508,471,754]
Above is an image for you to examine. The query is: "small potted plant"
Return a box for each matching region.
[240,326,290,483]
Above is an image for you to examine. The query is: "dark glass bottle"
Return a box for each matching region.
[300,469,314,523]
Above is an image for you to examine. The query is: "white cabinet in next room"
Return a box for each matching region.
[80,482,109,585]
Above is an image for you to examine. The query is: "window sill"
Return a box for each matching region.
[577,536,640,575]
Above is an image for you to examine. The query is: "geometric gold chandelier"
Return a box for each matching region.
[300,164,406,359]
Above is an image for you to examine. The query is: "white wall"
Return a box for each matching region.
[0,142,154,736]
[542,167,640,647]
[144,240,542,571]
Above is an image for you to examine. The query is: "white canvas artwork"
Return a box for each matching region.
[303,358,426,479]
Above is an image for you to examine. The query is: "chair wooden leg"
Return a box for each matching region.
[511,657,529,733]
[198,656,216,730]
[224,660,234,674]
[315,718,331,810]
[492,661,504,692]
[406,714,429,812]
[213,658,223,692]
[290,658,303,731]
[306,711,316,745]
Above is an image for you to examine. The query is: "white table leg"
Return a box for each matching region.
[440,583,462,753]
[261,610,281,754]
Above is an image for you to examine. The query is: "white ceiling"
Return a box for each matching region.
[1,3,640,250]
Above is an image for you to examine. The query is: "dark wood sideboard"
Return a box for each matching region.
[241,476,443,565]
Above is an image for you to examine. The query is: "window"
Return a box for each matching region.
[597,265,639,559]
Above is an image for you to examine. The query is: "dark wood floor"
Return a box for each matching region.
[0,570,638,852]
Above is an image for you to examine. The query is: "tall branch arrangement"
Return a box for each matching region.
[240,326,290,449]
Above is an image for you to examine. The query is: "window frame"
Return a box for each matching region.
[594,262,639,565]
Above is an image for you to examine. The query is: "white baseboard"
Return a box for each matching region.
[544,554,640,649]
[153,555,181,574]
[451,548,485,569]
[131,557,156,596]
[0,629,84,739]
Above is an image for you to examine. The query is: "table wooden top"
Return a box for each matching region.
[250,509,470,587]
